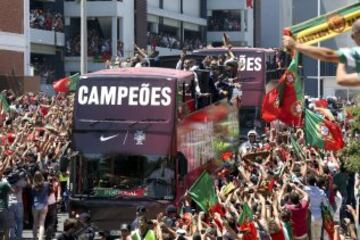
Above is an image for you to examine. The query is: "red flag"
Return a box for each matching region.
[209,203,225,217]
[246,0,253,8]
[52,77,70,93]
[52,73,80,93]
[323,119,344,151]
[315,99,328,108]
[277,72,303,126]
[261,77,284,122]
[39,105,49,116]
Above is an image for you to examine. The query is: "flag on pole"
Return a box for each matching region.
[305,109,344,151]
[246,0,253,8]
[261,52,303,126]
[52,73,80,93]
[284,2,360,45]
[188,171,218,212]
[290,135,306,160]
[238,203,254,225]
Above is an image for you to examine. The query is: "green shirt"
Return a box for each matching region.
[0,181,11,210]
[336,47,360,72]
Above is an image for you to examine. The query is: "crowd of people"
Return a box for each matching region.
[147,32,204,51]
[30,9,64,32]
[0,91,74,240]
[208,12,242,32]
[66,29,112,60]
[1,10,360,240]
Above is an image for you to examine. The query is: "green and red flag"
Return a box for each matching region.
[52,73,80,93]
[284,2,360,45]
[238,203,254,225]
[290,135,306,161]
[321,205,335,240]
[305,109,344,151]
[261,53,303,126]
[188,171,221,213]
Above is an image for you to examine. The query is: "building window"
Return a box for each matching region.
[207,10,241,32]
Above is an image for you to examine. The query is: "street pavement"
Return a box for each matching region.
[22,213,68,239]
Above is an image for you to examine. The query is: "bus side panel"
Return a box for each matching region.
[176,100,239,196]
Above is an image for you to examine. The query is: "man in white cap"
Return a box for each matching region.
[283,18,360,87]
[239,130,259,157]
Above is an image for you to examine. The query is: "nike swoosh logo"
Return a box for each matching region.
[100,134,119,142]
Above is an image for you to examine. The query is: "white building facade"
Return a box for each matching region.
[207,0,254,47]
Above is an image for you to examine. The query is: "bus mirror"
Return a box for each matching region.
[177,152,188,177]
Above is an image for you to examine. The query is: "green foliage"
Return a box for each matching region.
[342,140,360,173]
[349,105,360,135]
[342,105,360,172]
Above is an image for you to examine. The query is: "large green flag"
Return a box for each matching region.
[188,171,218,211]
[238,203,254,225]
[290,135,306,160]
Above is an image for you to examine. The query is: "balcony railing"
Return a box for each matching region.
[30,28,65,46]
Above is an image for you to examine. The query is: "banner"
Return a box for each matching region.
[284,2,360,45]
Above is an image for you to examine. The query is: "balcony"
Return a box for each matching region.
[65,1,132,17]
[147,46,182,56]
[64,56,106,73]
[30,28,65,47]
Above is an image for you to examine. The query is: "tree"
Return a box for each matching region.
[342,104,360,172]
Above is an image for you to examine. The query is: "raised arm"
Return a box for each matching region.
[283,36,339,63]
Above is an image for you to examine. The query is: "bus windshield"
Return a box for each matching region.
[74,153,175,200]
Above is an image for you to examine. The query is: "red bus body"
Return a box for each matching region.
[69,67,240,231]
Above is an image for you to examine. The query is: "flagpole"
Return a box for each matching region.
[317,0,321,98]
[80,0,88,75]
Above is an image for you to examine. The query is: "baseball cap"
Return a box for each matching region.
[165,204,177,214]
[120,223,130,231]
[136,206,146,214]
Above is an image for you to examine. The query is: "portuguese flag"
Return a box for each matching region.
[261,53,303,126]
[304,109,344,151]
[284,2,360,45]
[52,73,80,93]
[321,205,335,240]
[188,171,222,214]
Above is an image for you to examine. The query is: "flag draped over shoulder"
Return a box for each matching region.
[188,171,218,212]
[261,52,303,126]
[284,2,360,45]
[305,109,344,151]
[52,73,80,93]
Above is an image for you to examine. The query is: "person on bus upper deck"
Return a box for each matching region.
[239,130,260,157]
[148,159,174,185]
[283,18,360,87]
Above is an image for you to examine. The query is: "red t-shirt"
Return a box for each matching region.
[271,230,286,240]
[285,199,309,237]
